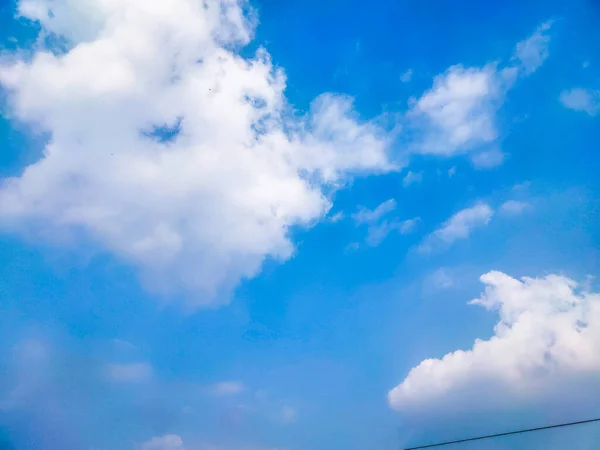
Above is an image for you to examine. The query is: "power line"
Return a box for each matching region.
[404,417,600,450]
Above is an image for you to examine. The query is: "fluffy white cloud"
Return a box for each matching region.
[560,88,600,116]
[419,203,493,252]
[0,10,553,306]
[0,0,395,306]
[409,64,506,155]
[141,435,185,450]
[107,362,153,382]
[389,271,600,412]
[408,22,551,159]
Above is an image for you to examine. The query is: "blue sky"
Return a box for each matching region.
[0,0,599,449]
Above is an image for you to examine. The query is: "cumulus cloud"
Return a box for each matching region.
[409,64,507,155]
[419,203,493,252]
[353,199,418,247]
[408,22,551,160]
[388,271,600,413]
[0,10,553,305]
[0,0,395,307]
[560,88,600,116]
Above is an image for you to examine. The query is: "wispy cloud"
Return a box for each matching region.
[513,21,553,74]
[426,268,455,290]
[500,200,530,216]
[209,381,246,396]
[400,69,413,83]
[107,362,153,383]
[141,435,185,450]
[327,211,345,223]
[353,199,419,247]
[280,406,298,424]
[419,203,494,252]
[402,170,423,187]
[365,217,420,247]
[470,147,505,169]
[353,199,397,225]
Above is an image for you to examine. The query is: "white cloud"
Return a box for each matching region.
[400,69,413,83]
[402,170,423,187]
[470,147,505,169]
[107,362,153,382]
[139,435,287,450]
[447,166,456,177]
[408,22,551,160]
[327,211,344,223]
[0,0,396,307]
[344,242,360,253]
[141,435,185,450]
[389,271,600,413]
[513,21,553,75]
[209,381,245,396]
[365,217,419,247]
[113,338,138,351]
[352,199,397,225]
[353,199,417,247]
[1,339,51,411]
[427,268,454,290]
[409,64,506,155]
[419,203,493,252]
[559,88,600,116]
[0,12,554,306]
[500,200,529,216]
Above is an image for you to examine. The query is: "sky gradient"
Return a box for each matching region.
[1,0,599,449]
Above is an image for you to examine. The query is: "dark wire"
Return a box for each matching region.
[404,417,600,450]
